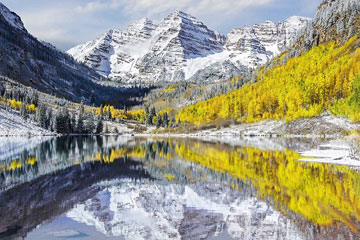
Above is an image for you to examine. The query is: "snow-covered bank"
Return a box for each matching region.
[0,109,53,136]
[213,115,360,137]
[146,115,360,138]
[299,139,360,167]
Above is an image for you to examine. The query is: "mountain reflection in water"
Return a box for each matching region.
[0,136,359,240]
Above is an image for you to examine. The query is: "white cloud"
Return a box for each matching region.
[75,1,112,13]
[75,0,274,17]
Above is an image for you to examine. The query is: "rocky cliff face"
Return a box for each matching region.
[296,0,360,51]
[68,12,310,84]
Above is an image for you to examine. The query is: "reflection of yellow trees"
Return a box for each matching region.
[0,156,37,171]
[4,139,360,233]
[0,147,148,173]
[90,147,147,164]
[174,142,360,232]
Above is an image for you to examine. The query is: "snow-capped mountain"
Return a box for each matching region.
[68,11,311,84]
[67,181,306,240]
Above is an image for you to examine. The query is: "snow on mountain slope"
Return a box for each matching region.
[67,181,306,240]
[0,2,25,31]
[68,12,310,84]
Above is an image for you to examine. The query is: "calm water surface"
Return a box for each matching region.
[0,136,359,240]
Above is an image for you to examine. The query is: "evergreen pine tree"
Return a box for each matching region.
[37,104,47,128]
[62,108,71,133]
[0,85,5,97]
[163,112,169,128]
[46,108,53,131]
[77,101,85,133]
[146,107,156,126]
[71,113,76,133]
[99,105,104,120]
[107,106,112,121]
[20,103,27,120]
[53,111,61,133]
[96,120,103,134]
[86,116,95,134]
[77,117,84,134]
[156,114,162,128]
[113,127,119,135]
[150,107,156,116]
[146,114,152,126]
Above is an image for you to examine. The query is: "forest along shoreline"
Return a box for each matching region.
[2,113,359,138]
[2,113,360,168]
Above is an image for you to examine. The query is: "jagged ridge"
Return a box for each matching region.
[68,11,310,84]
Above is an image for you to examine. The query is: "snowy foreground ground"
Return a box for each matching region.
[0,109,52,136]
[186,115,360,138]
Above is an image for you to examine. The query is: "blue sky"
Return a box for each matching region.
[1,0,322,51]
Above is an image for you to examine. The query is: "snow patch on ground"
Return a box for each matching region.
[0,109,53,136]
[164,115,360,138]
[299,139,360,167]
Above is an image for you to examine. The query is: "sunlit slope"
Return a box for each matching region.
[177,36,360,125]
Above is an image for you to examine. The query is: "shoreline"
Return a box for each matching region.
[1,131,360,168]
[2,113,360,168]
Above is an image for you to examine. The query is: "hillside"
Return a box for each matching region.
[0,108,52,136]
[175,0,360,129]
[0,3,151,106]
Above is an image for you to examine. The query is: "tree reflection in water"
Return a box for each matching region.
[0,137,359,239]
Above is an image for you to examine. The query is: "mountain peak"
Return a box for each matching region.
[126,17,154,29]
[0,2,26,31]
[165,9,198,23]
[284,16,312,26]
[172,10,192,17]
[124,17,157,36]
[68,12,309,83]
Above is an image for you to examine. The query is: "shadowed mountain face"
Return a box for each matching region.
[0,3,101,103]
[0,3,153,106]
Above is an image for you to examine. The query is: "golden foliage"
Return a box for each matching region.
[177,36,360,125]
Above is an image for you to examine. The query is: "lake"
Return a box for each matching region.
[0,136,359,240]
